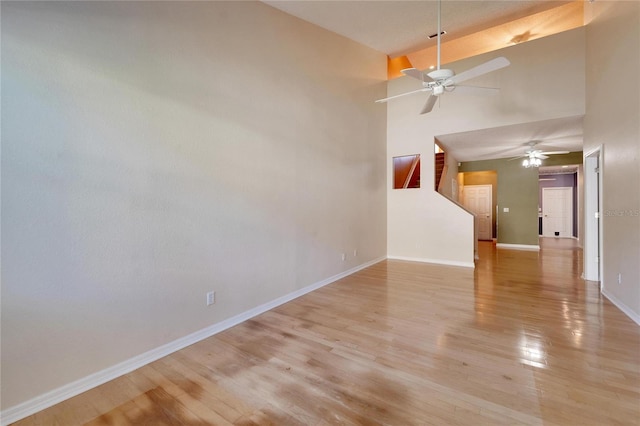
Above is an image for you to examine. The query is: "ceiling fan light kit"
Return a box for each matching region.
[375,0,510,114]
[511,142,570,168]
[523,157,542,168]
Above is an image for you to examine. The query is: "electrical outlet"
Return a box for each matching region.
[341,253,346,261]
[206,291,215,306]
[618,273,622,284]
[353,249,357,257]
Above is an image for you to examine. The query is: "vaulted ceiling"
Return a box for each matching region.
[262,1,587,162]
[264,1,584,77]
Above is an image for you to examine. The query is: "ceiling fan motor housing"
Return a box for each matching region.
[427,69,454,80]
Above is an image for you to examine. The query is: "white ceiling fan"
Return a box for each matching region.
[375,0,510,114]
[509,141,570,168]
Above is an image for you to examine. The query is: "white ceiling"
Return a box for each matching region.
[262,1,583,162]
[263,1,572,57]
[437,115,584,162]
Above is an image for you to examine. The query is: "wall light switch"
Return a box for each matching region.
[503,207,510,213]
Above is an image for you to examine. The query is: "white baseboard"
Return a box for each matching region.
[0,256,386,426]
[496,243,540,251]
[387,255,475,269]
[602,288,640,326]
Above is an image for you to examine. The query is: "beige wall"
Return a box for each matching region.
[437,149,462,201]
[584,1,640,322]
[1,1,387,411]
[387,28,586,263]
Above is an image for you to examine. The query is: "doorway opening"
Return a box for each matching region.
[538,167,579,238]
[541,187,573,237]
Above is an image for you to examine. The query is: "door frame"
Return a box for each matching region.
[584,146,603,282]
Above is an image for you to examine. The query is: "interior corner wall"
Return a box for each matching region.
[459,159,538,246]
[584,0,640,322]
[0,1,387,411]
[386,27,585,263]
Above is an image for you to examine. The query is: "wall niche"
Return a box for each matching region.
[393,154,420,189]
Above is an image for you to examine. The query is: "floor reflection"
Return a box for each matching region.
[15,239,639,425]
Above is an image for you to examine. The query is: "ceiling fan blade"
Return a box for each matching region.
[507,155,527,161]
[402,68,433,82]
[452,85,500,96]
[375,88,430,103]
[538,151,570,155]
[448,56,510,85]
[420,95,438,114]
[537,154,549,159]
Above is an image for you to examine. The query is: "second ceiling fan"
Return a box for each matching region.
[509,141,570,168]
[376,0,511,114]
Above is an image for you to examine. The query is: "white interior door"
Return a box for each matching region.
[463,184,492,240]
[542,187,573,237]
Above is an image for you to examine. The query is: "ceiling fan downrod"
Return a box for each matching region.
[428,0,453,81]
[436,0,441,70]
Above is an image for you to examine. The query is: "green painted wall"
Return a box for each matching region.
[459,151,583,246]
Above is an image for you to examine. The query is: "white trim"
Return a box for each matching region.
[496,243,540,251]
[0,256,386,426]
[387,255,475,269]
[602,288,640,326]
[583,147,602,281]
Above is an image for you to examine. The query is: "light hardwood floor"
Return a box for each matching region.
[12,240,640,425]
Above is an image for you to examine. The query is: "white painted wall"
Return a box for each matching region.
[387,28,586,266]
[1,1,387,410]
[584,1,640,323]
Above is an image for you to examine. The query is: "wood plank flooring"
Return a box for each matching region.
[12,239,640,425]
